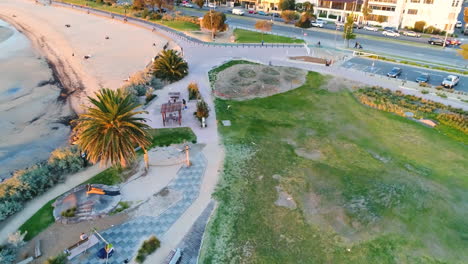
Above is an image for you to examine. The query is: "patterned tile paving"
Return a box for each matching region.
[71,153,207,264]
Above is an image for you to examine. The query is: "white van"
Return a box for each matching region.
[232,8,245,16]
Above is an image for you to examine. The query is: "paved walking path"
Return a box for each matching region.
[70,153,207,264]
[0,165,106,243]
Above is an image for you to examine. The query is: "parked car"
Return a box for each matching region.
[387,67,402,78]
[248,9,256,14]
[232,8,245,15]
[456,21,463,28]
[207,3,216,8]
[182,3,193,7]
[311,19,324,28]
[447,38,462,46]
[383,26,397,31]
[428,37,447,46]
[272,12,280,17]
[353,23,364,29]
[363,25,378,32]
[441,75,460,88]
[402,31,421,38]
[416,73,430,83]
[382,30,400,37]
[257,11,268,16]
[335,21,344,29]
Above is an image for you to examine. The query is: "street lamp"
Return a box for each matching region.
[210,8,214,41]
[124,2,129,21]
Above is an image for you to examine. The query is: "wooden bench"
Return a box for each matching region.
[34,240,42,258]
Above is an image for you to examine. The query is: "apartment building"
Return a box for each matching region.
[312,0,462,33]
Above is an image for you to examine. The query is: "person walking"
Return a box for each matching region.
[182,99,187,109]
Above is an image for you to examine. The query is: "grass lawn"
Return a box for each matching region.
[157,20,200,31]
[234,29,305,44]
[200,67,468,263]
[17,127,196,241]
[61,0,126,14]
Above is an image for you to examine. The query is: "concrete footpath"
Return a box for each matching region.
[0,165,106,243]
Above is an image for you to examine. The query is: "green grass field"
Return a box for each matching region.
[234,29,305,44]
[200,67,468,263]
[158,20,200,31]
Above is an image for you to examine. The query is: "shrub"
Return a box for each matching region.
[175,15,199,24]
[150,12,162,20]
[145,87,157,104]
[421,90,429,94]
[44,253,68,264]
[141,8,149,19]
[295,12,312,28]
[435,86,444,90]
[135,236,160,263]
[413,21,426,32]
[162,13,174,21]
[281,10,297,24]
[48,146,84,175]
[195,100,210,121]
[0,246,16,264]
[188,82,201,100]
[61,207,77,218]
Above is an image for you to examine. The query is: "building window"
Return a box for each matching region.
[424,0,433,4]
[410,0,420,3]
[370,5,396,11]
[407,9,418,15]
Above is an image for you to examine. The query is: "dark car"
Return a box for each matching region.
[273,13,280,17]
[416,73,430,83]
[428,37,446,46]
[387,67,402,78]
[383,26,397,31]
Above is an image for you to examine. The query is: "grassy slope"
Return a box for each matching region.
[201,71,468,263]
[19,127,196,241]
[158,20,200,31]
[234,29,304,44]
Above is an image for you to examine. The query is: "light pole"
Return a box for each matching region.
[210,8,214,41]
[124,3,129,21]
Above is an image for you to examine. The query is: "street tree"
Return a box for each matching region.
[201,10,228,39]
[281,10,297,24]
[343,14,356,48]
[145,0,173,13]
[295,12,312,28]
[73,88,152,170]
[457,44,468,59]
[133,0,145,10]
[255,20,273,42]
[361,0,372,23]
[464,7,468,24]
[302,1,314,14]
[195,0,204,8]
[279,0,295,11]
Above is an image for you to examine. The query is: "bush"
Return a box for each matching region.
[162,13,174,21]
[150,12,162,20]
[61,207,77,218]
[141,8,149,19]
[145,87,156,104]
[0,147,86,222]
[295,12,312,28]
[0,246,16,264]
[421,90,429,94]
[414,21,426,32]
[135,236,160,263]
[44,253,68,264]
[195,100,210,121]
[281,10,297,24]
[175,15,199,24]
[188,82,201,100]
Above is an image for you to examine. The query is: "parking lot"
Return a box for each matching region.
[342,57,468,92]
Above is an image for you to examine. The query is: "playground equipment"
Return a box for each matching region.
[86,184,121,196]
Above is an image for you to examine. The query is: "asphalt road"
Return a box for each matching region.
[343,57,468,92]
[177,7,466,67]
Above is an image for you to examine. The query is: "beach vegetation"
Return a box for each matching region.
[200,63,468,263]
[44,253,68,264]
[0,146,85,222]
[73,88,152,169]
[153,49,188,82]
[201,11,228,37]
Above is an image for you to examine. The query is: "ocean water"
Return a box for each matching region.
[0,19,72,180]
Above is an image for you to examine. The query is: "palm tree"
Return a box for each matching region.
[153,49,188,82]
[73,88,152,170]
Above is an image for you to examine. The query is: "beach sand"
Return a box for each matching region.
[0,0,170,178]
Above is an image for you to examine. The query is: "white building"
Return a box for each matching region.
[311,0,462,33]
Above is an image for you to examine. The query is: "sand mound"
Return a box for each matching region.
[213,64,307,100]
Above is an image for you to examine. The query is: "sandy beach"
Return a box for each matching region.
[0,0,170,178]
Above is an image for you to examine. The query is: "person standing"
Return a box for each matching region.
[182,99,187,109]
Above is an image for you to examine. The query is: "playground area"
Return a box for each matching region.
[213,64,307,100]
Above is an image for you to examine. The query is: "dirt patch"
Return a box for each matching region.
[294,148,322,161]
[274,186,297,210]
[213,64,307,100]
[289,56,327,65]
[17,213,129,263]
[321,76,361,92]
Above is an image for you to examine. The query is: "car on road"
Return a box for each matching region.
[232,8,245,15]
[311,19,325,28]
[447,38,462,46]
[416,73,430,83]
[428,37,448,46]
[272,12,280,17]
[441,75,460,88]
[383,26,397,31]
[382,30,400,37]
[335,21,344,29]
[363,25,378,32]
[182,2,193,7]
[387,67,402,78]
[204,3,216,8]
[353,23,364,29]
[257,11,268,16]
[456,21,463,28]
[248,9,256,14]
[402,31,421,38]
